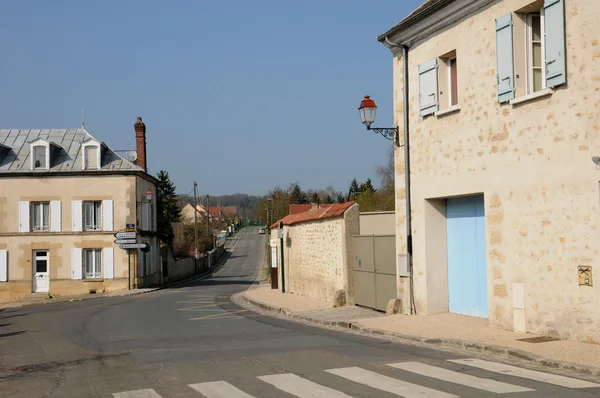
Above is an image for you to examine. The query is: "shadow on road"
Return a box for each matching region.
[0,331,27,338]
[0,314,26,320]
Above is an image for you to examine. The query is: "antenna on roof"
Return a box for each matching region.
[81,109,85,129]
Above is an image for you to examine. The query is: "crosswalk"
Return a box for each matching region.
[112,357,600,397]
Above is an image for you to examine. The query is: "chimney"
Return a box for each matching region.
[134,117,147,172]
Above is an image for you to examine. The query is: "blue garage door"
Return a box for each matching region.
[446,196,488,318]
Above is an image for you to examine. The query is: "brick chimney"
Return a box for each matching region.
[134,117,147,172]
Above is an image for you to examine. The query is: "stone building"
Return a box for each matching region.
[377,0,599,342]
[0,118,160,302]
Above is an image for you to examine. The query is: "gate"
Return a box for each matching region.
[353,235,396,311]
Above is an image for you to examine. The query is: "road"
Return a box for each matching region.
[1,226,599,397]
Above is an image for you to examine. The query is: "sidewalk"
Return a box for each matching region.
[238,285,600,376]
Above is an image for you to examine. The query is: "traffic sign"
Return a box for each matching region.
[115,231,136,239]
[114,239,136,244]
[119,243,148,250]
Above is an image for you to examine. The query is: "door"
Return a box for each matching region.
[446,196,488,318]
[33,250,50,293]
[353,235,396,311]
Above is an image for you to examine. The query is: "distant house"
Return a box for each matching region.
[0,117,160,303]
[180,203,206,224]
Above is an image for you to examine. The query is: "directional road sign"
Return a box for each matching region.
[119,243,148,249]
[114,239,136,244]
[115,231,136,239]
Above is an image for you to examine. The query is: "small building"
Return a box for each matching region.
[0,117,160,302]
[378,0,600,342]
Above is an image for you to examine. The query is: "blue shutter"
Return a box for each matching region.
[496,13,515,103]
[418,58,439,116]
[544,0,566,88]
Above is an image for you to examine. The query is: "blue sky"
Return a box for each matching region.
[0,0,422,196]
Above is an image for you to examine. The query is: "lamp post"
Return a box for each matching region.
[136,188,153,288]
[358,95,400,147]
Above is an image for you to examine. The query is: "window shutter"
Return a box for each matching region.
[544,0,566,88]
[102,200,113,231]
[71,248,82,280]
[50,201,61,232]
[19,201,30,232]
[72,201,83,232]
[141,202,150,231]
[103,247,114,279]
[0,250,7,282]
[418,58,439,116]
[495,13,516,103]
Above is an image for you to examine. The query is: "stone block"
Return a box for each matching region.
[386,298,403,315]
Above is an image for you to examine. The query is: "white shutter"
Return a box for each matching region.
[418,58,439,116]
[141,202,150,231]
[19,201,30,233]
[50,201,61,232]
[103,247,114,279]
[0,250,7,282]
[72,200,83,232]
[495,13,516,103]
[544,0,567,88]
[102,200,114,231]
[71,248,82,280]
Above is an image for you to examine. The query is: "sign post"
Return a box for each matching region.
[270,238,278,289]
[279,221,285,293]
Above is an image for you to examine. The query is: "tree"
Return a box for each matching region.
[311,192,319,204]
[336,194,345,203]
[323,195,333,204]
[348,178,360,201]
[156,170,181,245]
[359,178,376,193]
[290,183,307,204]
[376,144,395,211]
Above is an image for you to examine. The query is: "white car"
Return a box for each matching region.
[258,227,265,234]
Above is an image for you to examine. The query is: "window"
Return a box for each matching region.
[84,249,102,279]
[527,11,545,93]
[84,201,102,231]
[84,146,99,169]
[448,57,458,106]
[31,202,50,231]
[33,146,47,169]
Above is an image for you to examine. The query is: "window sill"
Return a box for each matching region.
[435,105,461,117]
[509,88,553,106]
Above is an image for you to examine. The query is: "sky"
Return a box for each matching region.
[0,0,423,196]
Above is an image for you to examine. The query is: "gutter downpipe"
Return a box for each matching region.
[385,37,415,315]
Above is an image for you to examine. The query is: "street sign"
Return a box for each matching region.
[277,229,283,239]
[114,239,136,244]
[115,231,136,239]
[119,243,148,249]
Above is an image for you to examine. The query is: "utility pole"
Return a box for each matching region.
[206,194,211,250]
[193,181,199,270]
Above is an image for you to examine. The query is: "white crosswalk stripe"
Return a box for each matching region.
[449,358,600,389]
[112,389,162,398]
[389,361,534,394]
[188,380,256,397]
[326,366,457,398]
[258,373,352,397]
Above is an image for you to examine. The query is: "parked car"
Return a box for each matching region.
[258,227,265,234]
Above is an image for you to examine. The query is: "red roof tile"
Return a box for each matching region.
[271,201,356,229]
[289,204,314,214]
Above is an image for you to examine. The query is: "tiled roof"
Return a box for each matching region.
[0,128,142,174]
[271,202,356,229]
[219,206,238,218]
[289,204,313,214]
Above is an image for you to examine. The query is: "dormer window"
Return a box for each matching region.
[81,138,103,170]
[33,146,47,169]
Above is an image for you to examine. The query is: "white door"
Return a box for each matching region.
[33,250,50,293]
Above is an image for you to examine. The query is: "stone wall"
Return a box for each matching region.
[389,0,600,342]
[163,244,226,285]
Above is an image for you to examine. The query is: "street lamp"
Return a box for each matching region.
[358,95,400,146]
[137,188,153,207]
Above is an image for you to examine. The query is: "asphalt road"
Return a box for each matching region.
[1,226,599,397]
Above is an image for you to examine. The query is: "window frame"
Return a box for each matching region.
[447,56,458,107]
[31,201,50,232]
[83,200,103,231]
[526,10,546,94]
[32,145,48,170]
[84,248,102,279]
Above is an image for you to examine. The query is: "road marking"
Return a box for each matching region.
[112,389,162,398]
[189,381,255,397]
[449,359,600,389]
[389,362,533,393]
[258,373,352,397]
[189,310,248,320]
[189,315,266,321]
[177,304,226,311]
[326,367,457,397]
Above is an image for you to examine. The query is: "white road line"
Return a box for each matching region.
[188,381,256,397]
[112,389,162,398]
[326,367,457,397]
[449,358,600,389]
[258,373,352,397]
[389,362,533,394]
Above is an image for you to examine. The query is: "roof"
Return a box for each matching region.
[376,0,454,42]
[219,206,238,218]
[0,128,143,174]
[271,202,356,229]
[289,204,314,214]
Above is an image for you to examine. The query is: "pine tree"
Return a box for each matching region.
[348,178,360,201]
[290,183,307,204]
[156,170,180,245]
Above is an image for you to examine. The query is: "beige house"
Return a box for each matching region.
[0,117,160,303]
[378,0,600,342]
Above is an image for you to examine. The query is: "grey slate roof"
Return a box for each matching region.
[0,129,142,173]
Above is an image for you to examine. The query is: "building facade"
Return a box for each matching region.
[0,119,160,303]
[379,0,600,342]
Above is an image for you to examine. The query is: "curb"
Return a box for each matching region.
[238,293,600,378]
